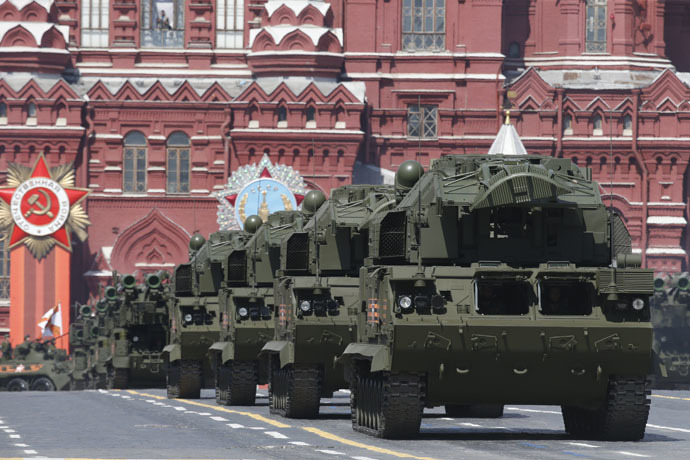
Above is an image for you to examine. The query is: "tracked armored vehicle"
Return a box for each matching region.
[650,273,690,388]
[211,212,305,406]
[341,141,654,439]
[264,186,395,418]
[106,272,170,389]
[166,231,252,398]
[1,337,70,391]
[68,302,99,390]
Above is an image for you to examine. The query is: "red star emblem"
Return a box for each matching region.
[0,155,90,251]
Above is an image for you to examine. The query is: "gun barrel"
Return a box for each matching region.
[105,285,117,300]
[121,274,137,289]
[146,273,162,290]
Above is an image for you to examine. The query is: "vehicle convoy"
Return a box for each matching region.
[650,273,690,388]
[106,272,170,389]
[339,123,655,439]
[264,186,395,418]
[166,229,257,398]
[210,212,303,406]
[1,336,70,391]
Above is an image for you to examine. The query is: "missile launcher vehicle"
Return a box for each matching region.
[106,272,170,389]
[650,273,690,388]
[211,213,299,406]
[264,186,395,418]
[68,302,99,390]
[340,149,654,440]
[1,337,70,391]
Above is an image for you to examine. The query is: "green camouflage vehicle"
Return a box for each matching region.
[106,272,170,389]
[68,302,99,390]
[1,337,70,391]
[211,212,306,406]
[264,186,395,418]
[340,148,654,439]
[165,232,249,398]
[650,273,690,388]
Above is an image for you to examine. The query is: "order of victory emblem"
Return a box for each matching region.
[0,155,91,259]
[214,154,307,230]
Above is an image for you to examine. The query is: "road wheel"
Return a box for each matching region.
[270,364,321,418]
[6,378,29,391]
[178,360,202,399]
[445,404,504,418]
[216,360,258,406]
[562,376,650,441]
[31,377,56,391]
[107,367,129,389]
[352,371,424,439]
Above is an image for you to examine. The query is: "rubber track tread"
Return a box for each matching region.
[269,364,321,419]
[108,368,129,389]
[562,376,650,441]
[352,371,424,439]
[167,360,202,399]
[216,360,258,406]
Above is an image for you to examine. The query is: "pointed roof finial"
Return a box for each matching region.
[504,109,511,125]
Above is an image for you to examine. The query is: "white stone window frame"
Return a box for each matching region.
[216,0,244,49]
[81,0,110,48]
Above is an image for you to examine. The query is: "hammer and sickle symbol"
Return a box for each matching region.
[24,189,54,219]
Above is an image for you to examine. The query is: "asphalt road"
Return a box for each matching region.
[1,388,689,460]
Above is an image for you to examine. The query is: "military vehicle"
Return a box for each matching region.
[650,273,690,388]
[106,272,170,389]
[264,186,395,418]
[1,337,70,391]
[68,302,97,390]
[166,230,254,398]
[340,142,654,439]
[211,213,301,406]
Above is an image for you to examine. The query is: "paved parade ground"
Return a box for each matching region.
[1,389,690,460]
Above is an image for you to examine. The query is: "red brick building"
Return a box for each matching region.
[1,0,689,335]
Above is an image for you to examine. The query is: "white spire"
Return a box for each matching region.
[487,111,528,156]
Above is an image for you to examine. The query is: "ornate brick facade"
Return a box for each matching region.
[0,1,689,331]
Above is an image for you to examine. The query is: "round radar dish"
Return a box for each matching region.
[243,215,263,234]
[302,190,327,215]
[395,160,424,190]
[189,234,206,251]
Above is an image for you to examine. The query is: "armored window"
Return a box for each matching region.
[217,0,244,48]
[585,0,607,53]
[623,114,633,136]
[0,233,9,300]
[123,131,147,193]
[166,132,190,194]
[407,104,437,139]
[563,114,573,135]
[141,0,184,48]
[81,0,109,47]
[0,102,6,124]
[592,114,603,136]
[402,0,445,51]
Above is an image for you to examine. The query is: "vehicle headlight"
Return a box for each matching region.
[398,295,413,310]
[300,300,311,312]
[132,336,139,342]
[184,313,193,323]
[632,298,645,311]
[238,307,248,317]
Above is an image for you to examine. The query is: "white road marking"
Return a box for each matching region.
[4,429,16,433]
[14,443,29,447]
[505,407,562,415]
[647,423,690,434]
[173,407,186,411]
[210,416,229,421]
[568,442,600,448]
[352,457,379,460]
[289,441,310,446]
[265,431,288,439]
[0,425,7,428]
[459,422,483,428]
[316,450,346,455]
[145,399,156,402]
[248,427,265,430]
[9,434,20,438]
[617,452,649,458]
[98,389,107,393]
[197,412,211,415]
[440,417,454,421]
[121,395,131,399]
[227,423,245,429]
[24,449,37,454]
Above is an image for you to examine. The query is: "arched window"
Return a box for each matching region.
[141,0,184,47]
[26,102,36,125]
[277,106,287,127]
[592,114,603,136]
[0,102,6,124]
[623,114,633,136]
[123,131,147,193]
[306,106,316,128]
[563,114,573,135]
[0,232,9,300]
[166,132,190,194]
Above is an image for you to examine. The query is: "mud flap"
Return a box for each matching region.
[209,342,235,366]
[260,341,293,369]
[162,344,181,363]
[339,343,391,374]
